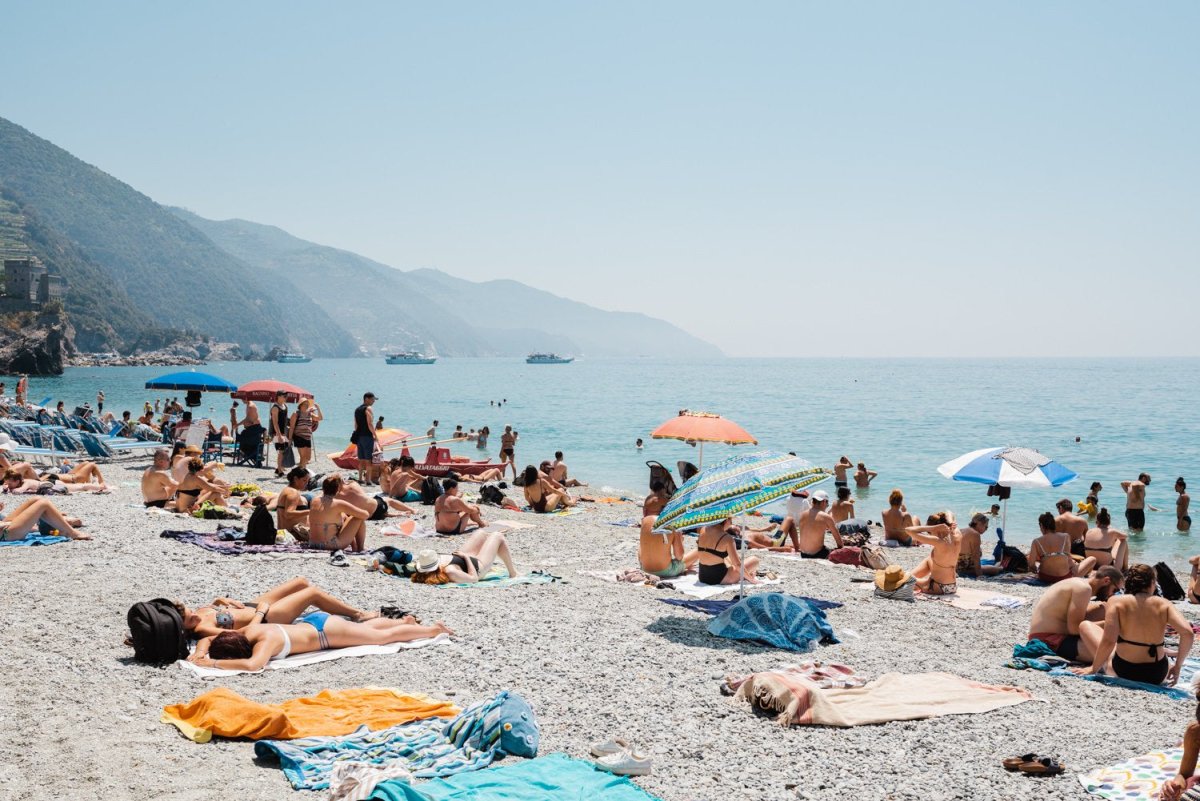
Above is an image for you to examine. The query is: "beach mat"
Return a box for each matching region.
[1078,746,1183,800]
[581,569,781,599]
[0,533,70,547]
[917,586,1027,610]
[1049,658,1199,701]
[366,753,665,801]
[160,529,329,558]
[659,595,842,616]
[381,520,537,539]
[177,635,451,677]
[433,568,559,589]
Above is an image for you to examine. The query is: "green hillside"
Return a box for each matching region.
[0,117,359,356]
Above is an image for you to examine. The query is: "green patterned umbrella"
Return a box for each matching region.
[655,450,832,532]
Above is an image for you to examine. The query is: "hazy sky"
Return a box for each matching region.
[3,3,1197,356]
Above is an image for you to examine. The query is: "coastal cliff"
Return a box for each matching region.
[0,304,76,375]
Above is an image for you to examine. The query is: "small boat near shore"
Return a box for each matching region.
[526,352,574,364]
[276,352,312,363]
[385,351,437,365]
[332,444,501,477]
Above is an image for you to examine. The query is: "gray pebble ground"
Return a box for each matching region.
[0,456,1190,801]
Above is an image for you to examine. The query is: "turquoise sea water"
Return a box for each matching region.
[8,357,1198,567]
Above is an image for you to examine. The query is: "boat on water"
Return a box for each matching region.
[526,352,574,364]
[332,444,501,477]
[385,351,437,365]
[276,352,312,363]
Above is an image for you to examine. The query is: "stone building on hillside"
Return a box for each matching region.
[0,257,66,312]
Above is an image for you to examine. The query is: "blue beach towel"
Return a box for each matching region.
[433,570,559,589]
[367,753,665,801]
[659,594,842,616]
[707,593,838,651]
[0,533,69,547]
[1048,657,1200,701]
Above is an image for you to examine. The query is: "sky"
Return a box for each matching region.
[2,2,1197,357]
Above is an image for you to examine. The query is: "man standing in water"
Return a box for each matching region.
[831,456,853,491]
[353,393,377,484]
[1121,473,1156,531]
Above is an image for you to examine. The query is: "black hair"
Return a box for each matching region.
[286,466,310,483]
[523,465,539,486]
[1097,507,1111,526]
[400,455,415,468]
[1178,478,1187,490]
[836,486,851,501]
[1124,563,1156,595]
[650,479,664,493]
[555,451,563,460]
[1038,511,1056,532]
[442,478,458,492]
[1056,498,1072,512]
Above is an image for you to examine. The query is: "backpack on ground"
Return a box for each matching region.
[127,598,188,665]
[997,545,1029,574]
[420,476,443,505]
[372,545,416,577]
[479,484,506,506]
[1155,562,1185,601]
[245,501,276,545]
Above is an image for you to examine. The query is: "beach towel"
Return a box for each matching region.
[725,661,867,694]
[176,635,451,677]
[519,507,581,517]
[607,518,642,528]
[1048,657,1200,700]
[659,595,842,616]
[159,529,328,557]
[579,569,781,599]
[432,569,559,589]
[0,533,69,547]
[330,762,415,801]
[918,586,1027,610]
[162,687,458,743]
[708,593,838,652]
[1078,746,1188,801]
[366,753,665,801]
[256,691,538,791]
[735,671,1033,727]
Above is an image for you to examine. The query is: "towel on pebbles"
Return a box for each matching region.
[918,586,1027,610]
[177,635,451,677]
[1077,746,1187,801]
[380,520,536,538]
[580,569,781,599]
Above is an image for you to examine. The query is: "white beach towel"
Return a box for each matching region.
[578,569,781,599]
[176,634,451,677]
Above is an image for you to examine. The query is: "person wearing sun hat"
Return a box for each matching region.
[410,530,521,586]
[874,565,915,601]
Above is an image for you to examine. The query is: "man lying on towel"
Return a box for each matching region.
[189,616,454,671]
[1026,566,1123,663]
[177,578,393,639]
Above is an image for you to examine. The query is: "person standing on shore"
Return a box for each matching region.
[499,425,517,480]
[289,397,322,472]
[353,392,377,484]
[15,375,27,406]
[269,392,290,478]
[1178,478,1192,532]
[1121,473,1157,531]
[96,390,104,414]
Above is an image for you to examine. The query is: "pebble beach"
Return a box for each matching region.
[0,455,1190,801]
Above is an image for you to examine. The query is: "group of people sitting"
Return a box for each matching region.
[141,446,233,513]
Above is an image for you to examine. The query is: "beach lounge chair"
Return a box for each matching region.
[646,461,678,498]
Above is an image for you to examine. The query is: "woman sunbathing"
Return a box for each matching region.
[0,497,90,541]
[410,530,519,585]
[174,458,230,513]
[176,577,383,638]
[1079,508,1129,571]
[1028,511,1096,584]
[2,470,108,495]
[40,461,107,487]
[1160,700,1200,800]
[307,474,368,551]
[695,518,759,586]
[1074,563,1193,686]
[907,512,962,595]
[188,616,454,671]
[521,465,574,513]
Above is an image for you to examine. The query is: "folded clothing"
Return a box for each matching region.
[162,687,458,743]
[366,753,664,801]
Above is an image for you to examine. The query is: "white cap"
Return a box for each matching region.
[811,489,829,503]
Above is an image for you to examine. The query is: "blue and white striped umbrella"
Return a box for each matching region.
[937,446,1077,489]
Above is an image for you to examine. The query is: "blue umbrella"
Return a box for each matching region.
[144,371,238,392]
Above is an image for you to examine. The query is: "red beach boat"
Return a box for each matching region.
[331,443,504,477]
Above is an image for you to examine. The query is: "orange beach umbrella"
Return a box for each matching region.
[650,410,757,467]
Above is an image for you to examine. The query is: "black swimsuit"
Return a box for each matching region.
[1112,635,1169,684]
[449,553,481,573]
[697,532,731,585]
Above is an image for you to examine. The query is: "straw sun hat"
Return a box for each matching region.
[415,550,440,573]
[874,565,911,592]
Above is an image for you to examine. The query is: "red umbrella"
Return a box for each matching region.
[231,380,314,403]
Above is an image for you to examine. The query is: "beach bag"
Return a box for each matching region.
[828,546,862,566]
[281,445,297,469]
[245,503,276,545]
[372,545,416,576]
[859,545,890,571]
[1155,562,1185,601]
[873,577,916,602]
[997,546,1029,574]
[420,476,443,505]
[479,484,506,506]
[127,598,188,665]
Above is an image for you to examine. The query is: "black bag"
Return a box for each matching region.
[480,484,506,506]
[420,476,443,505]
[998,545,1029,574]
[245,503,277,545]
[372,545,416,576]
[127,598,188,665]
[1155,562,1185,601]
[281,446,297,469]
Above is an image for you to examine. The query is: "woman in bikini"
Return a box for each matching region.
[175,577,382,638]
[307,474,369,551]
[409,530,519,585]
[882,489,919,545]
[695,518,760,586]
[1074,563,1193,687]
[433,478,486,534]
[0,496,90,541]
[907,512,962,595]
[1080,508,1129,571]
[187,615,453,671]
[521,465,573,513]
[1028,511,1096,584]
[174,458,230,514]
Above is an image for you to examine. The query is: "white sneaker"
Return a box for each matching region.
[594,749,652,776]
[589,737,631,758]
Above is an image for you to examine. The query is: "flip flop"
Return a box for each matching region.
[329,550,349,567]
[1018,757,1064,776]
[1003,754,1038,772]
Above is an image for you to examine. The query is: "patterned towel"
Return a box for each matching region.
[160,529,330,557]
[659,595,842,616]
[1078,747,1183,800]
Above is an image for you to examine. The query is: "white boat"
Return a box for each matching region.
[526,352,574,364]
[385,351,437,365]
[276,352,312,363]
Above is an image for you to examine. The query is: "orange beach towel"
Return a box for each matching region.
[162,687,458,743]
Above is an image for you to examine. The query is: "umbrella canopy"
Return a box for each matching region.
[144,371,238,392]
[651,411,757,446]
[655,450,831,532]
[231,380,314,403]
[937,446,1077,489]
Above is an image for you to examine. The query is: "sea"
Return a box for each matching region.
[10,357,1198,566]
